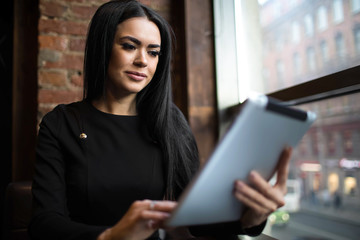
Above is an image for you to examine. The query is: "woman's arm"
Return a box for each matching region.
[29,106,107,240]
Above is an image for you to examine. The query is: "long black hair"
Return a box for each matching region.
[83,0,199,200]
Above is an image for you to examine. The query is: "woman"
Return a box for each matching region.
[29,1,292,239]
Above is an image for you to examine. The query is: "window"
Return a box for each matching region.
[276,60,285,86]
[335,32,346,59]
[275,34,283,51]
[354,27,360,54]
[272,92,360,239]
[320,40,329,64]
[328,173,339,194]
[333,0,344,24]
[214,0,360,239]
[292,21,301,44]
[317,6,328,31]
[306,47,316,72]
[304,14,314,37]
[289,0,297,8]
[214,0,360,106]
[344,176,357,195]
[326,132,337,155]
[352,0,360,14]
[273,0,281,19]
[343,130,353,154]
[293,52,302,76]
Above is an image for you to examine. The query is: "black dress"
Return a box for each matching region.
[29,100,265,240]
[29,101,165,239]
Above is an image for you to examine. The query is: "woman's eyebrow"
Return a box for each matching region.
[120,36,160,48]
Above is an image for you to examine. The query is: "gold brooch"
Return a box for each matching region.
[79,133,87,139]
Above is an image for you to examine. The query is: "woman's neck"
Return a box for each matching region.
[92,93,137,116]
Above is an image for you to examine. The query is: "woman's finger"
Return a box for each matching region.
[140,210,170,220]
[234,181,278,213]
[235,188,274,216]
[275,147,292,193]
[247,171,285,207]
[146,200,177,212]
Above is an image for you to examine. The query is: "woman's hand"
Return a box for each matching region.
[234,147,292,229]
[98,200,177,240]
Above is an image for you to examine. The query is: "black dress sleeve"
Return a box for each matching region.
[28,106,107,240]
[188,220,266,238]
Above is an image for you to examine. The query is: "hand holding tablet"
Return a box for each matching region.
[235,147,292,229]
[166,95,316,227]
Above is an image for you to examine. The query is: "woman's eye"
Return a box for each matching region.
[148,50,161,57]
[121,43,136,50]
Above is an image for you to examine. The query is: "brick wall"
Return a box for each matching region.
[37,0,171,120]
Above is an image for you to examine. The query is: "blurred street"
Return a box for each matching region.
[266,201,360,240]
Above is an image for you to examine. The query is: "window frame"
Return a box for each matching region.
[267,65,360,105]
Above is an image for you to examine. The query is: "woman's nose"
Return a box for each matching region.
[134,50,148,67]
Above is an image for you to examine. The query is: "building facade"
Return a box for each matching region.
[260,0,360,208]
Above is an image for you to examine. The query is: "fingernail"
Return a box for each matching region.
[236,180,244,189]
[250,171,256,178]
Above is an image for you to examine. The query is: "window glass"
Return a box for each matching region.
[353,0,360,13]
[333,0,344,23]
[354,27,360,54]
[335,32,346,59]
[276,60,285,86]
[293,52,302,76]
[234,0,360,98]
[306,47,316,72]
[267,92,360,239]
[291,21,301,44]
[320,40,329,64]
[304,14,314,37]
[317,6,328,31]
[215,1,360,238]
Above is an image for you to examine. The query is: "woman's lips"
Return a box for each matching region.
[125,71,147,81]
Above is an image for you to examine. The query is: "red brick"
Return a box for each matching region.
[39,70,67,87]
[94,0,109,4]
[38,49,62,66]
[40,2,68,18]
[139,0,151,6]
[150,0,170,12]
[71,5,98,20]
[39,35,68,51]
[63,0,87,3]
[38,89,82,104]
[39,19,88,36]
[69,37,86,52]
[44,53,84,70]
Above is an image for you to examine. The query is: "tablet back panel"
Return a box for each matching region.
[166,96,316,227]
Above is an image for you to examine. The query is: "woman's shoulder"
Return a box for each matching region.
[40,101,87,131]
[42,101,86,119]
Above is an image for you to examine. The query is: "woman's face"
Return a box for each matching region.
[107,17,161,98]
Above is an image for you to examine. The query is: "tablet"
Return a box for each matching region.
[166,95,316,227]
